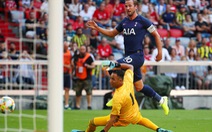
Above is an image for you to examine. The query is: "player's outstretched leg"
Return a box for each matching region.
[137,116,172,132]
[160,96,169,115]
[140,85,169,115]
[86,119,96,132]
[86,115,109,132]
[137,117,159,131]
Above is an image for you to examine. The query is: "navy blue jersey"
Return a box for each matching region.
[116,15,152,55]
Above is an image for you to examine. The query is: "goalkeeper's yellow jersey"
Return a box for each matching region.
[111,69,141,125]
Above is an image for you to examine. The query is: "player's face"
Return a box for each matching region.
[109,73,122,88]
[125,0,137,17]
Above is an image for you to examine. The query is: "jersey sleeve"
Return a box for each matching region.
[141,16,153,29]
[111,98,122,116]
[140,16,156,33]
[123,69,133,84]
[115,18,126,32]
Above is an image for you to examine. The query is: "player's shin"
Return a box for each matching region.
[140,85,161,102]
[140,85,169,115]
[86,119,96,132]
[137,117,158,131]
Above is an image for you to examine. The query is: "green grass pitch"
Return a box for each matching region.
[0,110,212,132]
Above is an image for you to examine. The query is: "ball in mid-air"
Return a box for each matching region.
[0,96,15,113]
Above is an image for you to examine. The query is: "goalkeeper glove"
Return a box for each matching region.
[101,60,111,66]
[109,61,121,68]
[101,61,120,70]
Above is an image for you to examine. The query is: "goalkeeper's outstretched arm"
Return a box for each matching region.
[118,63,134,71]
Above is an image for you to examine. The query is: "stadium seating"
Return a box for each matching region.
[157,28,169,38]
[169,37,190,47]
[0,19,17,38]
[0,17,22,50]
[169,29,183,38]
[178,37,190,47]
[169,37,176,46]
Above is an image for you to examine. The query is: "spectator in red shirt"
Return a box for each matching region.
[105,0,114,18]
[97,37,112,59]
[112,0,125,22]
[72,16,84,30]
[168,0,177,13]
[32,0,42,10]
[145,4,159,26]
[4,0,17,20]
[19,0,34,20]
[5,0,17,11]
[64,10,74,28]
[92,2,110,28]
[31,0,43,19]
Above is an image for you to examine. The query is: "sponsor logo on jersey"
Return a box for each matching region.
[123,28,135,35]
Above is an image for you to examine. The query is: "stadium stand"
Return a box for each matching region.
[157,28,169,38]
[169,29,183,38]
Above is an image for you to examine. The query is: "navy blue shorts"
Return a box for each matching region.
[64,73,71,88]
[117,52,144,82]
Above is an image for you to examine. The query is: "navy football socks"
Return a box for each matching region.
[140,85,161,102]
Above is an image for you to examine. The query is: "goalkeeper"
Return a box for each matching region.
[87,0,169,115]
[86,62,172,132]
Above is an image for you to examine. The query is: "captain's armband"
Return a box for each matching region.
[147,25,156,33]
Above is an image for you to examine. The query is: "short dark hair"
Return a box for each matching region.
[111,70,125,80]
[109,53,114,57]
[125,0,138,6]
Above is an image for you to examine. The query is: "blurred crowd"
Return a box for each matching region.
[0,0,212,90]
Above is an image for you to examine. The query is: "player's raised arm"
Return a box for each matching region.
[151,30,163,62]
[119,63,133,71]
[86,20,119,38]
[102,61,133,71]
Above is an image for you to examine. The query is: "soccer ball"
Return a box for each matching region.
[0,96,15,113]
